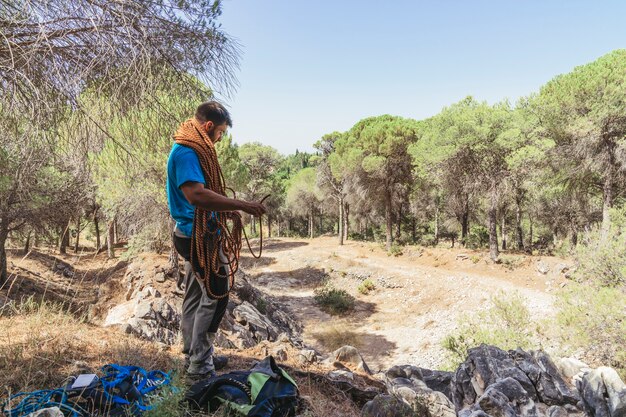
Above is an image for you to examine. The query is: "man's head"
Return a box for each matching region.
[195,101,232,144]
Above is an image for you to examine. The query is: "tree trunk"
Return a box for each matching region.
[338,197,344,245]
[601,166,614,241]
[488,188,499,262]
[396,204,402,243]
[74,214,81,253]
[277,218,281,237]
[411,217,416,243]
[94,212,101,251]
[570,230,578,248]
[59,219,70,255]
[344,202,350,241]
[107,219,115,259]
[385,187,393,251]
[309,212,314,239]
[0,226,8,285]
[529,215,533,250]
[319,213,323,235]
[113,218,118,244]
[515,200,524,250]
[23,230,31,254]
[501,210,507,251]
[434,205,439,246]
[267,215,272,238]
[461,200,469,247]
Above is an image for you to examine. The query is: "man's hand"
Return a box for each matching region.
[240,201,266,217]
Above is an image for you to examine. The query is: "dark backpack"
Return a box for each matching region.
[186,356,299,417]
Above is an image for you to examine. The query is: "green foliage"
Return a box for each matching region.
[314,283,355,315]
[387,244,403,257]
[357,279,376,295]
[466,226,489,249]
[255,297,268,315]
[573,208,626,287]
[442,291,535,370]
[554,208,626,378]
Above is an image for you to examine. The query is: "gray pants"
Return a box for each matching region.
[181,260,217,375]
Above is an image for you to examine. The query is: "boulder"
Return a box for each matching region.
[577,367,626,417]
[233,301,280,342]
[557,357,590,380]
[361,394,414,417]
[326,345,371,374]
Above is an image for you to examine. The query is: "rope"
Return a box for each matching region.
[173,118,266,299]
[1,365,171,417]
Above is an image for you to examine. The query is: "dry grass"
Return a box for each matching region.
[0,298,182,396]
[311,323,363,352]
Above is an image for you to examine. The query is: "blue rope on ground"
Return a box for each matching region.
[1,364,172,417]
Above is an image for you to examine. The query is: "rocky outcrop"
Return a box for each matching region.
[360,345,626,417]
[104,261,301,348]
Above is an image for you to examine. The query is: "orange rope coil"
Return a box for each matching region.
[173,118,264,299]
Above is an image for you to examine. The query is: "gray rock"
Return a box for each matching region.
[134,301,153,319]
[271,347,288,361]
[361,394,414,417]
[233,301,280,342]
[329,370,354,380]
[327,345,371,374]
[154,272,166,283]
[297,349,317,364]
[547,405,569,417]
[477,387,518,417]
[578,367,626,417]
[536,261,550,275]
[558,357,590,380]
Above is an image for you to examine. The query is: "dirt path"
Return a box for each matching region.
[240,237,571,372]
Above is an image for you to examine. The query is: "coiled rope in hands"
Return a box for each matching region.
[174,118,265,299]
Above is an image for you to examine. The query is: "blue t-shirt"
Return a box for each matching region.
[166,143,206,237]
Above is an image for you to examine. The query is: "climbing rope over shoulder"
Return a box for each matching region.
[173,118,268,299]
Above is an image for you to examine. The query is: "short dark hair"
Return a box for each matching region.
[195,101,232,127]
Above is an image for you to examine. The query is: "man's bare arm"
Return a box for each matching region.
[180,182,266,217]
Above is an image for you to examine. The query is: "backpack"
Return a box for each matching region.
[186,356,299,417]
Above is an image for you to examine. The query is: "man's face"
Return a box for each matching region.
[204,121,228,144]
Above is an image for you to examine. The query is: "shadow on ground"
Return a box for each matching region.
[249,266,327,289]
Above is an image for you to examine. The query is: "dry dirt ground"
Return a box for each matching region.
[239,237,572,373]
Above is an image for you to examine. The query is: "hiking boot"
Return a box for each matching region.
[213,355,228,371]
[185,369,216,385]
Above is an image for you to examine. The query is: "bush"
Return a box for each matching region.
[442,291,536,370]
[357,279,376,295]
[554,208,626,378]
[498,255,524,270]
[388,244,403,257]
[555,282,626,378]
[573,208,626,288]
[466,226,489,249]
[314,284,355,315]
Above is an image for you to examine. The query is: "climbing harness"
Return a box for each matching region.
[1,364,171,417]
[173,118,268,299]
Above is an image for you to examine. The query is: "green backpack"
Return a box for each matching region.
[186,356,299,417]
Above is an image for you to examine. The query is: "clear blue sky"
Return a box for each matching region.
[216,0,626,155]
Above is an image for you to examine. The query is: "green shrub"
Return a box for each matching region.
[498,255,524,270]
[573,208,626,288]
[470,255,481,264]
[256,297,268,315]
[466,226,489,249]
[388,244,403,257]
[441,291,535,370]
[314,284,355,315]
[555,282,626,378]
[357,279,376,295]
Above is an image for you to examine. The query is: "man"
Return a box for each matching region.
[167,101,265,379]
